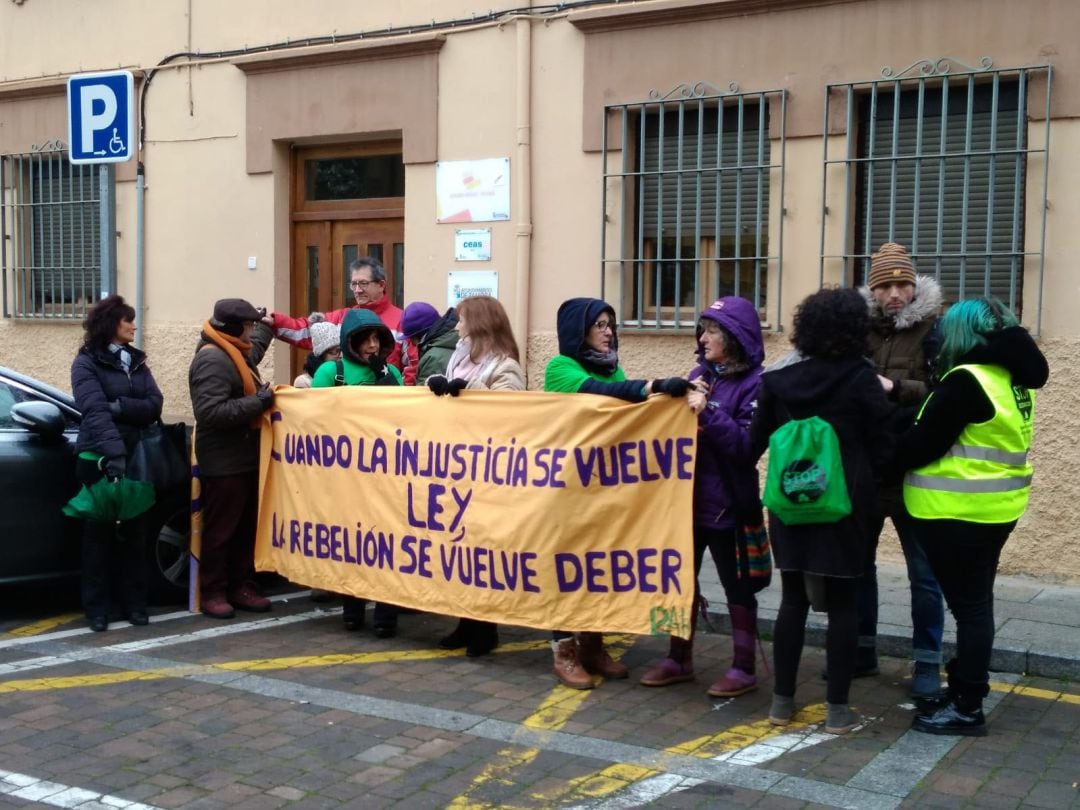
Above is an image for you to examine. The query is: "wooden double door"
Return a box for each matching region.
[290,143,405,376]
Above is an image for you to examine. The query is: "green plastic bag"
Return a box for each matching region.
[763,415,852,525]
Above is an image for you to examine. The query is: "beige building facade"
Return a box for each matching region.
[1,0,1077,579]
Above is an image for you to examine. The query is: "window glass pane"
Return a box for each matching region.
[366,244,384,264]
[304,155,405,201]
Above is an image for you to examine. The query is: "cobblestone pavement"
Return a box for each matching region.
[1,594,1078,809]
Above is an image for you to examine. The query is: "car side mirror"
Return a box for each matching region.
[10,401,67,440]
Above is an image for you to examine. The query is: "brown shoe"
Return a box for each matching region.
[228,584,271,613]
[552,638,594,690]
[202,596,235,619]
[577,632,629,679]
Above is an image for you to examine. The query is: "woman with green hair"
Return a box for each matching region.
[897,297,1048,736]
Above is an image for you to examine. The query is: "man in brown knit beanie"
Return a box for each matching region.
[854,242,947,702]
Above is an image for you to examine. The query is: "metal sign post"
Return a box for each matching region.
[68,70,133,299]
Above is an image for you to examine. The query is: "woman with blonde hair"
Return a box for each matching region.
[427,295,524,655]
[428,295,524,394]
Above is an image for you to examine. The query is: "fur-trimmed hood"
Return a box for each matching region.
[860,274,943,330]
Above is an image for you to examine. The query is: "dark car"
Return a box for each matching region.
[0,366,190,602]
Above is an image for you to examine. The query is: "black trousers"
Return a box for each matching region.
[910,517,1014,698]
[694,525,758,610]
[773,570,858,705]
[76,457,147,619]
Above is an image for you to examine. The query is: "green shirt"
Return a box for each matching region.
[543,354,627,393]
[311,359,403,388]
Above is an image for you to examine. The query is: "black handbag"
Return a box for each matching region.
[128,421,190,490]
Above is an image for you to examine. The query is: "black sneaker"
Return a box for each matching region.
[912,701,987,736]
[373,625,397,639]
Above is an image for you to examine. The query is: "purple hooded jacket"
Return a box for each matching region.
[688,297,765,530]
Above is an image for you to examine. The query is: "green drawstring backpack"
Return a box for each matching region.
[763,414,852,525]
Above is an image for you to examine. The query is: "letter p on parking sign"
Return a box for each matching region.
[67,70,135,165]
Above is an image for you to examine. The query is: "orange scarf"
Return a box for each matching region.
[202,320,263,427]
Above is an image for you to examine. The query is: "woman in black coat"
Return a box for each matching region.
[750,288,891,734]
[71,294,164,631]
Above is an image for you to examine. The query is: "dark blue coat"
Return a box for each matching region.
[71,345,163,462]
[688,297,765,530]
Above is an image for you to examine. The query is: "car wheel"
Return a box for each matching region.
[145,500,190,604]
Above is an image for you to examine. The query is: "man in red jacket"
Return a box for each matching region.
[269,257,417,379]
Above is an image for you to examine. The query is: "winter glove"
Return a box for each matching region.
[108,401,122,416]
[100,456,126,482]
[652,377,691,397]
[372,373,400,386]
[256,384,274,411]
[446,378,468,397]
[427,375,450,396]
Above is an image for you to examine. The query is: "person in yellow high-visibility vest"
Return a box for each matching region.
[896,297,1048,737]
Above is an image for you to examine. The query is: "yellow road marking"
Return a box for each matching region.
[0,670,169,693]
[447,636,634,810]
[991,680,1080,705]
[4,613,82,637]
[533,704,828,803]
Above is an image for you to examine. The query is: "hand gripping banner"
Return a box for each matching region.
[255,386,697,638]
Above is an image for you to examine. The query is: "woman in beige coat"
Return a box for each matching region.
[427,295,524,655]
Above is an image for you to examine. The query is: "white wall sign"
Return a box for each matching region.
[454,229,492,261]
[436,158,510,223]
[448,271,498,308]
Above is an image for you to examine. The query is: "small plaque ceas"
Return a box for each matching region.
[454,229,492,262]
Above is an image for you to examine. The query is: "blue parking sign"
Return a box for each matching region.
[67,70,135,164]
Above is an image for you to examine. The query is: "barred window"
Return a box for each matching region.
[1,146,101,319]
[821,60,1051,322]
[602,84,786,329]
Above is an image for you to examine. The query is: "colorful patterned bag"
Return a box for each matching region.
[735,522,773,593]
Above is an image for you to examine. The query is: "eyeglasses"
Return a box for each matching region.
[591,319,614,332]
[349,278,379,289]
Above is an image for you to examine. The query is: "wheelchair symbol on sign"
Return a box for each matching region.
[91,130,126,158]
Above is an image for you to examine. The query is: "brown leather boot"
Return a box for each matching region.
[552,638,594,689]
[577,632,629,680]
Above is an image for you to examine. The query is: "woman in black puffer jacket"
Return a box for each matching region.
[71,294,164,631]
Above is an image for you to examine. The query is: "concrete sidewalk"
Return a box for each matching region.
[699,558,1080,679]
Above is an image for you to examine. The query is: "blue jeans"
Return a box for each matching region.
[857,503,945,664]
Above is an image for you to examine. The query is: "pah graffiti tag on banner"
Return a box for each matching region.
[255,387,697,637]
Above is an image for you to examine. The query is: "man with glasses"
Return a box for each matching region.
[269,257,415,376]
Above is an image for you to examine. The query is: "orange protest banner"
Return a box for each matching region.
[255,386,697,638]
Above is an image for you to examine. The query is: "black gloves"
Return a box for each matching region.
[427,376,468,397]
[100,456,126,482]
[372,373,399,386]
[652,377,691,397]
[256,384,274,411]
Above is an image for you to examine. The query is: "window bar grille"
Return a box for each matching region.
[636,102,646,326]
[888,80,901,241]
[819,59,1052,333]
[1009,74,1026,308]
[775,88,788,328]
[911,81,926,255]
[984,72,1000,293]
[958,73,975,301]
[604,84,785,330]
[693,98,704,319]
[753,94,766,308]
[672,100,685,327]
[934,77,949,283]
[713,96,725,303]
